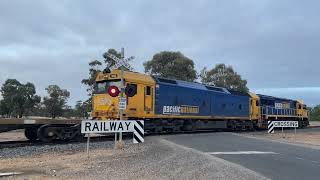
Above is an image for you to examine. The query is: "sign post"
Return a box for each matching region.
[105,48,134,147]
[119,48,125,144]
[86,133,90,158]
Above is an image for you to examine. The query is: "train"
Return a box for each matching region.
[0,69,309,142]
[92,69,309,132]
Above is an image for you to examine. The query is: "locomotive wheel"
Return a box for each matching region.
[25,127,38,141]
[37,125,56,143]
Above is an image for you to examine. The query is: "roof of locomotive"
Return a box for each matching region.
[96,69,154,84]
[256,94,296,102]
[153,76,249,95]
[97,70,250,96]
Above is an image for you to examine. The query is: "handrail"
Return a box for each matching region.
[260,106,298,116]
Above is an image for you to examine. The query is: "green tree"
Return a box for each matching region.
[62,105,75,118]
[102,48,122,69]
[0,100,8,117]
[82,48,128,96]
[73,100,91,118]
[310,105,320,121]
[43,85,70,118]
[0,79,40,117]
[81,60,103,96]
[82,48,132,111]
[200,64,249,92]
[144,51,197,82]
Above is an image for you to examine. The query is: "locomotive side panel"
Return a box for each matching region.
[154,83,210,117]
[153,78,250,120]
[210,92,250,119]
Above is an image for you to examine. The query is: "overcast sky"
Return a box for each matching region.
[0,0,319,107]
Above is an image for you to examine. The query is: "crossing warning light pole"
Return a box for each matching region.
[119,47,125,143]
[105,48,134,148]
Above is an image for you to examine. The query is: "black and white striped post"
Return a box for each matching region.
[133,120,144,143]
[268,121,274,134]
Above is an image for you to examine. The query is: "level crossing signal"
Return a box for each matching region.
[104,53,134,71]
[107,85,137,97]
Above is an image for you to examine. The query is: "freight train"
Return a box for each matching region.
[0,69,309,142]
[92,69,309,132]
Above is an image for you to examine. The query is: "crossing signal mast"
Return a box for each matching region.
[104,48,135,145]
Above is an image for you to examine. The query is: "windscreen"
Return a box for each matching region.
[94,80,121,94]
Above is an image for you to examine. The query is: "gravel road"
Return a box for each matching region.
[0,136,268,180]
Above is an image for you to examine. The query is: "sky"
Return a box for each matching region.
[0,0,319,107]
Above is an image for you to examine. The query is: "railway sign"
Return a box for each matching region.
[268,121,298,134]
[272,121,298,128]
[81,120,134,133]
[104,53,134,71]
[118,97,127,110]
[81,120,144,144]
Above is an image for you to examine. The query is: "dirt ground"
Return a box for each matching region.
[310,121,320,127]
[0,137,267,180]
[243,128,320,147]
[0,148,115,179]
[0,130,26,142]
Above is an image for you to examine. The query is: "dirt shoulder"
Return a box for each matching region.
[310,121,320,127]
[239,128,320,147]
[0,130,26,142]
[0,137,268,180]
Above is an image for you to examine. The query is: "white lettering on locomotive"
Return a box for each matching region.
[162,105,199,114]
[275,102,290,109]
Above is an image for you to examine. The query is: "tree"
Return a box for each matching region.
[82,48,128,96]
[310,105,320,121]
[82,48,132,111]
[73,100,91,118]
[200,64,249,92]
[102,48,122,69]
[81,60,103,96]
[0,100,8,117]
[144,51,197,82]
[0,79,40,117]
[43,85,70,118]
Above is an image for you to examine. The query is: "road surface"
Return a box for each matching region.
[165,131,320,180]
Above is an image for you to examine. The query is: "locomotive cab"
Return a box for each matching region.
[92,69,155,120]
[296,100,309,120]
[248,92,262,128]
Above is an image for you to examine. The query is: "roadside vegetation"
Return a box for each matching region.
[1,48,250,119]
[310,105,320,121]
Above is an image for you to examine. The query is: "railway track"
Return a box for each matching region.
[0,129,230,149]
[1,126,318,149]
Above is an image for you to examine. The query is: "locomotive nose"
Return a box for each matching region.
[92,94,118,119]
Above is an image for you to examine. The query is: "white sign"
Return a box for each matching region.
[118,97,127,110]
[272,121,298,128]
[275,103,283,109]
[82,120,144,157]
[81,120,134,133]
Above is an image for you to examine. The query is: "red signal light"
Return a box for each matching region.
[108,86,120,97]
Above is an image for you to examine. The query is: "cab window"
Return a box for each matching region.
[94,80,121,94]
[146,86,151,95]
